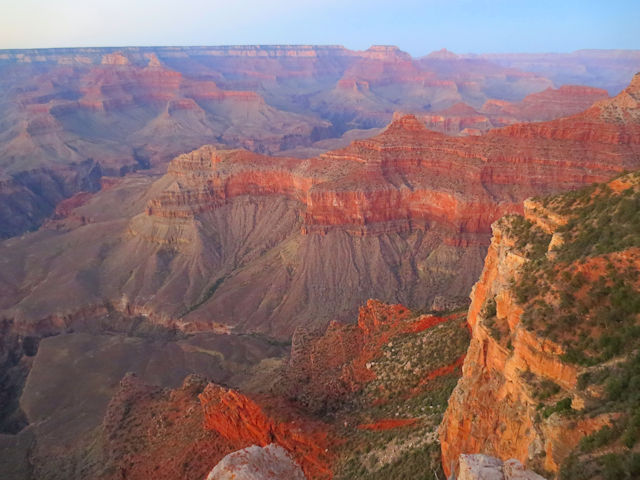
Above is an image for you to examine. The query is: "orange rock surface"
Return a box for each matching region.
[136,75,640,246]
[199,384,332,480]
[101,374,242,480]
[357,418,418,431]
[438,209,618,476]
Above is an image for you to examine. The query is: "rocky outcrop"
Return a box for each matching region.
[199,384,332,479]
[439,216,602,475]
[286,300,419,410]
[456,455,546,480]
[100,373,242,480]
[207,444,306,480]
[285,298,472,420]
[440,170,640,478]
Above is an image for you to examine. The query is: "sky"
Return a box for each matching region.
[1,0,639,55]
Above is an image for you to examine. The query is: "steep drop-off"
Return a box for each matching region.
[440,171,640,479]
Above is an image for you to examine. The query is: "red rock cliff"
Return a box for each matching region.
[438,170,640,477]
[134,74,640,246]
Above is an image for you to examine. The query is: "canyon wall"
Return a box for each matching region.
[2,46,637,237]
[440,170,640,478]
[2,73,640,338]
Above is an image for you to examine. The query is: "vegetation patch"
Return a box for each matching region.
[510,171,640,478]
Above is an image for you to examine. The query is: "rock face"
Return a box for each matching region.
[99,373,241,480]
[439,170,640,477]
[456,455,546,480]
[2,74,640,338]
[2,46,637,237]
[138,74,640,239]
[199,384,332,480]
[207,444,306,480]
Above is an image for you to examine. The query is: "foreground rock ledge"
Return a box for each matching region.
[207,444,306,480]
[456,454,546,480]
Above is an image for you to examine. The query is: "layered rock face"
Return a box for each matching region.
[137,73,640,241]
[200,384,332,479]
[2,45,636,237]
[440,170,640,478]
[99,373,241,480]
[2,74,640,338]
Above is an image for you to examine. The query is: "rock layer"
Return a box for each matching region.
[3,74,640,338]
[439,170,640,477]
[136,73,640,242]
[3,46,634,237]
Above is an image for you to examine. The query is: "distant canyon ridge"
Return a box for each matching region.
[1,45,640,480]
[1,45,639,237]
[0,45,638,336]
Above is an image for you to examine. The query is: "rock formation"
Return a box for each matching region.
[286,300,453,412]
[456,455,546,480]
[440,170,640,478]
[207,444,306,480]
[1,74,640,338]
[2,46,633,237]
[138,73,640,241]
[200,384,332,479]
[418,86,609,136]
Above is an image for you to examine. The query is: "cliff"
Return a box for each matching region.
[0,44,569,238]
[100,373,242,480]
[440,170,640,478]
[135,72,640,244]
[3,74,640,339]
[1,47,637,238]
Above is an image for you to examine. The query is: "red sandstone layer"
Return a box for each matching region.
[135,74,640,245]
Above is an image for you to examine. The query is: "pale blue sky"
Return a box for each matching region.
[1,0,638,55]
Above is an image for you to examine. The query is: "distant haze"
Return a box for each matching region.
[1,0,639,55]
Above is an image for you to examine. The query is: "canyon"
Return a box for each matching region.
[1,46,638,238]
[1,73,639,341]
[0,296,469,479]
[0,44,639,480]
